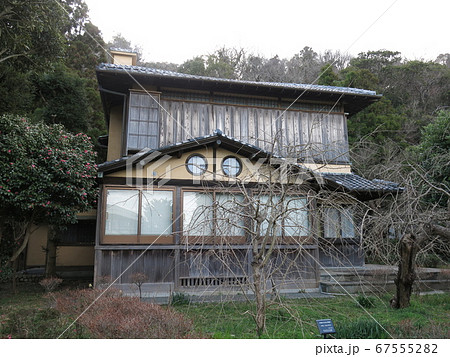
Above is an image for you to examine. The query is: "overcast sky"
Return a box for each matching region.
[84,0,449,64]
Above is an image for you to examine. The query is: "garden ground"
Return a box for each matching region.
[1,280,449,339]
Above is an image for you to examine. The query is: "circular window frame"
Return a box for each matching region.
[185,153,208,176]
[221,156,242,177]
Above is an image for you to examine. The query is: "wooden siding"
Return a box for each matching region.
[96,246,318,289]
[179,249,248,279]
[318,239,364,267]
[97,249,175,284]
[159,100,349,163]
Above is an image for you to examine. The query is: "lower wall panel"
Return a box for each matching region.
[97,249,175,284]
[96,247,319,291]
[179,249,249,279]
[318,239,364,267]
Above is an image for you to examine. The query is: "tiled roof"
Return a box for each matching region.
[322,173,403,193]
[96,63,379,98]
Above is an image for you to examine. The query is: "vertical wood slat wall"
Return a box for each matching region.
[96,247,318,289]
[160,100,349,163]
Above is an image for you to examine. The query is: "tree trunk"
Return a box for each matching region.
[12,258,18,294]
[10,219,35,293]
[392,234,419,309]
[252,262,266,337]
[45,226,58,278]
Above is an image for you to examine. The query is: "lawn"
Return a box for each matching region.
[174,293,450,339]
[1,282,449,339]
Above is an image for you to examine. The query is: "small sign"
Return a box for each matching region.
[316,319,336,337]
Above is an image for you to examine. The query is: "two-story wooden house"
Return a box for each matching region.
[91,50,401,295]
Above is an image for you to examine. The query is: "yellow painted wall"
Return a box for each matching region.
[107,106,124,161]
[111,51,137,66]
[26,210,96,267]
[107,147,258,182]
[56,246,94,266]
[105,146,331,185]
[26,225,48,266]
[26,225,95,267]
[303,163,351,174]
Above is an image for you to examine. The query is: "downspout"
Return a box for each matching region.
[98,85,128,157]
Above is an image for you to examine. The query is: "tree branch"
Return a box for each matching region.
[430,224,450,241]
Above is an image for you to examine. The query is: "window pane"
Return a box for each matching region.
[186,155,207,175]
[127,92,160,150]
[216,193,245,236]
[256,195,282,237]
[222,157,241,177]
[183,192,213,236]
[141,191,173,235]
[341,207,355,238]
[284,197,309,237]
[105,190,139,235]
[58,220,96,245]
[324,207,339,238]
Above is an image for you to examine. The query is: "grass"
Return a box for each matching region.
[1,282,449,339]
[174,293,450,339]
[0,281,92,338]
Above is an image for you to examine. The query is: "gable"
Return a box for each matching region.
[103,145,308,185]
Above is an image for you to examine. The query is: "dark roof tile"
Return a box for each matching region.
[96,63,379,97]
[322,173,403,193]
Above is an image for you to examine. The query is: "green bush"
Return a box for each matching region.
[356,295,377,308]
[335,319,389,339]
[417,254,441,268]
[170,292,191,306]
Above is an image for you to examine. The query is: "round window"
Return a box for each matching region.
[186,154,208,176]
[222,156,242,177]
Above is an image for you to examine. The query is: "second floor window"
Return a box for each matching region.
[127,92,160,151]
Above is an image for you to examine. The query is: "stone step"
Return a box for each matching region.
[320,266,450,285]
[320,272,396,283]
[320,279,450,294]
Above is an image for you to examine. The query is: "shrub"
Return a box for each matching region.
[131,272,148,299]
[39,277,63,292]
[0,307,84,339]
[170,292,191,306]
[53,289,198,338]
[335,319,389,339]
[356,295,377,308]
[417,254,441,268]
[0,261,13,284]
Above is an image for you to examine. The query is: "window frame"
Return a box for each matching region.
[181,189,310,245]
[221,155,243,177]
[126,91,161,153]
[282,195,310,243]
[181,188,246,245]
[253,192,310,243]
[322,205,355,239]
[185,153,208,176]
[101,186,176,245]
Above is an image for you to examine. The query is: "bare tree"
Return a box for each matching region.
[181,131,358,336]
[352,139,450,308]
